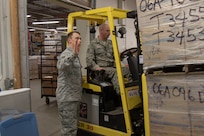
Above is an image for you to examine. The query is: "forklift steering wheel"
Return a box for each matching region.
[120,47,137,61]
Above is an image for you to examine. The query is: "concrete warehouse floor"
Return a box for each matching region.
[30,79,61,136]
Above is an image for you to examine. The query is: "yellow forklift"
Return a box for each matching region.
[67,7,149,136]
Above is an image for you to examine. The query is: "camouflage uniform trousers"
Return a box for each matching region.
[104,66,130,94]
[57,101,80,136]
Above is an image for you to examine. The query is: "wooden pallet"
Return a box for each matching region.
[146,64,204,74]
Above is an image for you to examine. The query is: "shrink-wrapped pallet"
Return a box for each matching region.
[146,72,204,135]
[136,0,204,70]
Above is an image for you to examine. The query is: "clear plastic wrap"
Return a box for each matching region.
[136,0,204,71]
[146,73,204,135]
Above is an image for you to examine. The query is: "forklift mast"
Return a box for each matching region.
[67,7,146,136]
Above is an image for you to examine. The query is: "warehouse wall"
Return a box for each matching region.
[0,0,28,90]
[18,0,29,88]
[0,0,13,90]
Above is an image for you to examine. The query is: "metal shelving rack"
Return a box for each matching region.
[40,38,62,104]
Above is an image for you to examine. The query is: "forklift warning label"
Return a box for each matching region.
[79,102,87,118]
[128,89,140,97]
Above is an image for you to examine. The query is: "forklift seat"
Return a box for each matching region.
[85,67,119,111]
[86,67,110,84]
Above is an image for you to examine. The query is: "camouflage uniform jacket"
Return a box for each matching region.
[86,38,115,70]
[56,47,82,102]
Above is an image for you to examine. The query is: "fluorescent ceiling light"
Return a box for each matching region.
[62,0,92,10]
[32,21,59,25]
[56,27,67,30]
[29,28,35,32]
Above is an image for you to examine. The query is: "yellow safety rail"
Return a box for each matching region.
[142,74,150,136]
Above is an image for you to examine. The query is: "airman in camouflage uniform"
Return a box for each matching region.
[86,24,129,94]
[56,31,82,136]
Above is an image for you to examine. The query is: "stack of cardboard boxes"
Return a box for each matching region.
[137,0,204,70]
[136,0,204,135]
[30,31,44,55]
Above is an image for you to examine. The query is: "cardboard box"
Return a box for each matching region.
[149,110,191,136]
[42,76,57,88]
[41,55,57,74]
[29,56,40,79]
[149,110,204,136]
[41,88,56,96]
[146,73,204,112]
[146,72,204,135]
[191,112,204,135]
[136,0,204,70]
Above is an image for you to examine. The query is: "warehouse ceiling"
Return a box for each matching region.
[27,0,93,30]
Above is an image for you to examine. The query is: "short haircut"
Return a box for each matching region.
[67,31,80,39]
[99,24,108,31]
